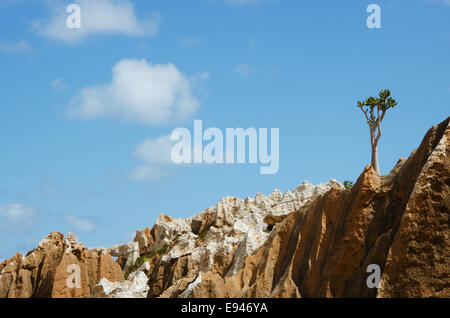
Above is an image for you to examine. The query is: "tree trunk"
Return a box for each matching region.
[371,142,380,175]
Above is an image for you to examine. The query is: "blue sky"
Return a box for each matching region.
[0,0,449,260]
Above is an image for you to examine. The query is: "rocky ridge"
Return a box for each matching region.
[0,117,448,298]
[94,179,343,298]
[0,232,123,297]
[180,116,450,298]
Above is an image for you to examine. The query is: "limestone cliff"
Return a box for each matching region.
[1,117,448,298]
[182,116,450,298]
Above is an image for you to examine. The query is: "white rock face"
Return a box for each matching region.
[264,179,344,225]
[179,273,203,298]
[89,179,343,298]
[93,241,139,273]
[134,229,153,254]
[137,179,344,278]
[93,271,149,298]
[153,214,192,251]
[63,232,85,254]
[161,232,197,263]
[97,179,344,298]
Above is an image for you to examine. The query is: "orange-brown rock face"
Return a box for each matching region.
[1,117,448,298]
[0,233,123,298]
[184,117,449,298]
[378,117,450,297]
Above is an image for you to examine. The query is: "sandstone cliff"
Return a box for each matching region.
[1,117,448,298]
[0,233,123,298]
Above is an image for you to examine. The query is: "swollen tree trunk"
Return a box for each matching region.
[371,143,380,175]
[370,126,381,175]
[360,104,388,176]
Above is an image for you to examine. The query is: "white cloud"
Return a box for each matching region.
[191,71,211,83]
[0,203,35,221]
[131,135,176,180]
[233,64,254,78]
[35,0,161,43]
[0,40,31,54]
[65,215,96,232]
[178,37,201,47]
[67,58,201,125]
[0,203,38,234]
[130,132,210,181]
[134,135,176,165]
[131,165,170,181]
[189,72,211,97]
[51,78,66,91]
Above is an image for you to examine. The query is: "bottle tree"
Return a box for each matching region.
[357,89,398,175]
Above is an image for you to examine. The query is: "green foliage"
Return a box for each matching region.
[198,229,209,241]
[357,89,398,111]
[123,255,153,279]
[149,245,169,258]
[357,89,398,129]
[156,245,168,254]
[343,181,354,189]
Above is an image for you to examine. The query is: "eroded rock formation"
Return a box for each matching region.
[136,117,449,298]
[183,116,450,298]
[0,233,123,298]
[1,117,448,298]
[93,270,150,298]
[133,179,343,298]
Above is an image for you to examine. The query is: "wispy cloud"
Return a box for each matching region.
[233,64,255,79]
[130,128,217,181]
[131,165,171,181]
[34,0,161,44]
[131,135,176,181]
[0,203,35,221]
[67,58,201,125]
[134,135,176,166]
[51,78,67,91]
[65,215,96,232]
[233,64,278,78]
[0,203,37,234]
[0,40,31,54]
[178,37,201,47]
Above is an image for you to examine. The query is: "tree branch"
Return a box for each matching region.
[369,107,375,122]
[376,106,382,141]
[380,109,387,122]
[375,127,381,144]
[360,107,370,125]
